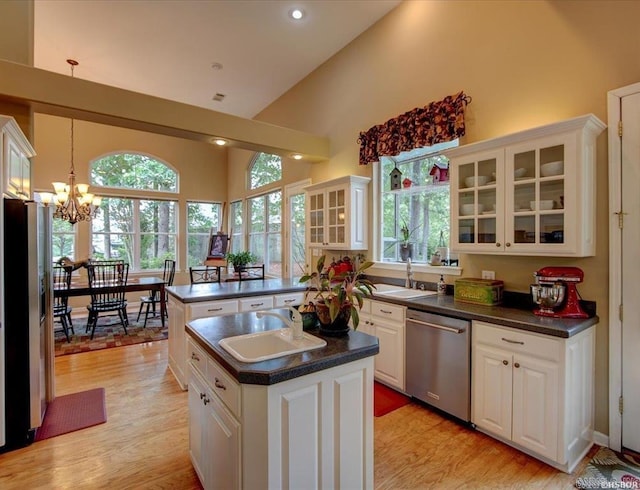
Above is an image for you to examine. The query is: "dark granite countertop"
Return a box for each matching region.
[368,291,597,338]
[186,309,379,385]
[167,278,306,303]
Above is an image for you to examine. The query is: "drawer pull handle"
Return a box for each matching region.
[503,360,509,366]
[214,378,227,390]
[380,309,393,315]
[203,396,210,405]
[251,303,264,307]
[191,352,200,361]
[514,362,520,368]
[208,307,223,312]
[200,392,206,399]
[284,299,296,303]
[501,337,524,345]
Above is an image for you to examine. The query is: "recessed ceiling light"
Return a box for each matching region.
[291,153,303,160]
[289,8,304,20]
[214,139,227,146]
[212,93,226,102]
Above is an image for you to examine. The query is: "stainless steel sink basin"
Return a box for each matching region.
[374,284,438,299]
[219,328,327,363]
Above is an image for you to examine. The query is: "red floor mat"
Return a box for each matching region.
[374,381,411,417]
[35,388,107,441]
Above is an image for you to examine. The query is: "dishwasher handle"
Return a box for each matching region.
[407,317,464,334]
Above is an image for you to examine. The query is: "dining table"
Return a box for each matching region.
[53,276,167,327]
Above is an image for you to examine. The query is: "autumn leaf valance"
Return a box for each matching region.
[357,91,471,165]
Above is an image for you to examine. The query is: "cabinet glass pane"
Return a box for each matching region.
[459,191,475,217]
[540,144,564,172]
[541,215,564,243]
[458,162,475,189]
[514,150,536,179]
[478,218,496,243]
[478,158,497,183]
[514,215,535,243]
[540,179,564,209]
[478,188,496,215]
[514,183,535,212]
[459,218,475,243]
[9,146,21,191]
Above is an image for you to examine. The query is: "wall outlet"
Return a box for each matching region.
[482,270,495,280]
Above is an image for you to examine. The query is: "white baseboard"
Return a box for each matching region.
[593,431,609,448]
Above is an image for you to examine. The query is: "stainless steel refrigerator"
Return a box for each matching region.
[1,198,48,451]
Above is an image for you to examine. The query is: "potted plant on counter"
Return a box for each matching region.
[226,251,258,273]
[300,255,375,335]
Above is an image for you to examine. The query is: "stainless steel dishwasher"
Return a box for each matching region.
[405,309,471,422]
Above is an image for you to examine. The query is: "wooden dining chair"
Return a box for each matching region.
[52,264,74,342]
[137,259,175,327]
[189,265,222,284]
[86,260,129,340]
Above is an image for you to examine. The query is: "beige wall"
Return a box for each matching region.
[0,0,33,66]
[33,113,228,289]
[255,0,640,435]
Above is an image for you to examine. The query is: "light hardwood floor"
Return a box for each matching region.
[0,340,594,489]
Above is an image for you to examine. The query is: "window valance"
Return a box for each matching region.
[357,91,471,165]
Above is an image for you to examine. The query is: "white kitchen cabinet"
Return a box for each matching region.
[188,341,241,490]
[187,333,374,490]
[357,299,405,391]
[1,116,35,200]
[238,295,273,312]
[448,114,605,256]
[472,321,595,473]
[304,175,370,250]
[167,296,187,389]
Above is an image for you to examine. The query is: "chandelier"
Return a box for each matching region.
[39,59,101,224]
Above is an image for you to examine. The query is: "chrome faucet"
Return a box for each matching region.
[256,306,304,340]
[405,257,414,289]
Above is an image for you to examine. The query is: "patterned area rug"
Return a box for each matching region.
[575,446,640,489]
[54,314,167,356]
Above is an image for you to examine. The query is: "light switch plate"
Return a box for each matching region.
[481,270,495,280]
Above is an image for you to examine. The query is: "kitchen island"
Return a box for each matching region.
[186,311,379,490]
[166,278,307,389]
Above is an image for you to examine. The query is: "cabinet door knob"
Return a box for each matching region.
[214,378,227,390]
[496,243,501,247]
[514,362,520,368]
[506,242,512,247]
[503,360,509,366]
[191,352,200,361]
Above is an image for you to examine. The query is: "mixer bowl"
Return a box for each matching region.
[531,283,566,313]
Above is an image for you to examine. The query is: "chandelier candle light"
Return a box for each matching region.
[38,59,101,224]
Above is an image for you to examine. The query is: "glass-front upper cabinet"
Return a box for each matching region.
[447,114,605,257]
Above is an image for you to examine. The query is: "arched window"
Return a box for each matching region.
[249,152,282,190]
[89,152,178,271]
[91,152,178,192]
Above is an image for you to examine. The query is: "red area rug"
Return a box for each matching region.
[35,388,107,441]
[55,315,166,357]
[374,381,411,417]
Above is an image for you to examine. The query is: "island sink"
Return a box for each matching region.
[219,328,327,363]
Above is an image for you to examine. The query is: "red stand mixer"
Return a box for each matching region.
[530,266,588,319]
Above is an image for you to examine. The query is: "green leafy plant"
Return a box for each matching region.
[399,219,420,246]
[299,255,375,329]
[226,251,258,267]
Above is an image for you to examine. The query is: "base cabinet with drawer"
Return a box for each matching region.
[357,299,406,391]
[471,321,595,473]
[187,335,374,490]
[169,292,305,390]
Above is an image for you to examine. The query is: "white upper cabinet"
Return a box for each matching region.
[304,175,370,250]
[1,116,35,200]
[448,114,605,256]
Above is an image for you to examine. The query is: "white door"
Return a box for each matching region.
[621,89,640,452]
[610,82,640,452]
[284,180,310,278]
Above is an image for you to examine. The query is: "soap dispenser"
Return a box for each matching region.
[437,275,447,296]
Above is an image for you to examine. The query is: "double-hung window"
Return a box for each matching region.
[187,202,223,267]
[248,190,282,276]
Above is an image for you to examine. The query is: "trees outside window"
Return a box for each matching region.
[90,153,178,271]
[378,142,457,263]
[229,200,243,254]
[249,152,282,190]
[187,202,222,266]
[52,218,75,261]
[248,191,282,276]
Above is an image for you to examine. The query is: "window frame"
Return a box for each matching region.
[372,142,463,276]
[186,201,223,267]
